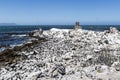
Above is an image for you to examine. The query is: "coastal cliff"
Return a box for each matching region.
[1,27,120,80]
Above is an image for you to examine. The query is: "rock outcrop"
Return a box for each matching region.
[1,27,120,80]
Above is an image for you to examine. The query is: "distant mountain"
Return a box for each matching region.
[0,23,17,26]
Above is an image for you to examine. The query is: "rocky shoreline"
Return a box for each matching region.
[1,27,120,80]
[0,30,46,67]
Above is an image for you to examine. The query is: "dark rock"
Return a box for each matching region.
[104,40,109,44]
[49,64,66,78]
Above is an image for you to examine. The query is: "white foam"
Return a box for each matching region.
[50,28,70,33]
[11,34,27,37]
[0,48,5,53]
[10,43,23,48]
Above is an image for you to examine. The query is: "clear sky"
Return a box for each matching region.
[0,0,120,25]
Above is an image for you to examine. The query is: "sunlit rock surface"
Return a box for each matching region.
[1,27,120,80]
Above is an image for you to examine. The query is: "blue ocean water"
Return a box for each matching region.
[0,25,120,52]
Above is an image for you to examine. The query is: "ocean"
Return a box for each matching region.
[0,25,120,52]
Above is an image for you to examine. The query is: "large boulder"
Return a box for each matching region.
[29,28,44,38]
[109,27,119,33]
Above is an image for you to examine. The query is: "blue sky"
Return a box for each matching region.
[0,0,120,25]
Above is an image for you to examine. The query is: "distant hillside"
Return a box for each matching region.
[0,23,17,26]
